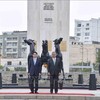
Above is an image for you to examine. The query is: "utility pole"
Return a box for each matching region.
[0,47,1,65]
[82,43,84,69]
[86,49,88,66]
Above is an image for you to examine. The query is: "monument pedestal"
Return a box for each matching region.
[27,0,70,73]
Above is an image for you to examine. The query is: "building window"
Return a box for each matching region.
[7,37,12,41]
[85,32,90,36]
[0,37,2,41]
[77,33,81,36]
[7,61,12,65]
[7,48,12,52]
[7,42,12,46]
[13,37,17,40]
[13,42,17,46]
[86,23,89,26]
[77,28,81,31]
[13,48,17,52]
[77,24,81,27]
[0,43,2,46]
[7,42,17,46]
[86,28,89,30]
[7,54,12,58]
[19,61,22,65]
[13,54,17,58]
[85,37,89,39]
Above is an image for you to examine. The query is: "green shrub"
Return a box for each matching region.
[15,67,26,71]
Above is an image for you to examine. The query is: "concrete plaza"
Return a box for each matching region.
[0,89,100,100]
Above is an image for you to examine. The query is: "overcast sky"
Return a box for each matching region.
[0,0,100,36]
[70,0,100,35]
[0,0,27,34]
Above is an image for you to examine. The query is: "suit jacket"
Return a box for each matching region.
[28,57,41,76]
[47,57,62,75]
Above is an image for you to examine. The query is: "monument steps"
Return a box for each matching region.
[0,93,94,100]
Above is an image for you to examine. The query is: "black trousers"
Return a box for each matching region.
[29,76,38,92]
[50,74,59,93]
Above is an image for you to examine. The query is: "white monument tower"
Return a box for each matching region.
[27,0,70,72]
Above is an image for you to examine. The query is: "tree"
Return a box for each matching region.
[0,65,3,69]
[96,49,100,63]
[15,67,26,71]
[95,49,100,70]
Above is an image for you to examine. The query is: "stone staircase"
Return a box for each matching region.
[0,94,97,100]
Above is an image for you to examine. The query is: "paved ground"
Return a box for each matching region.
[0,88,99,96]
[0,89,100,100]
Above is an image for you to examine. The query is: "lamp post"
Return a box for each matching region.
[81,44,89,67]
[79,44,88,84]
[81,43,84,70]
[78,43,84,84]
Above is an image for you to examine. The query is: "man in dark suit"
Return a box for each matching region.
[28,52,41,93]
[48,52,62,94]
